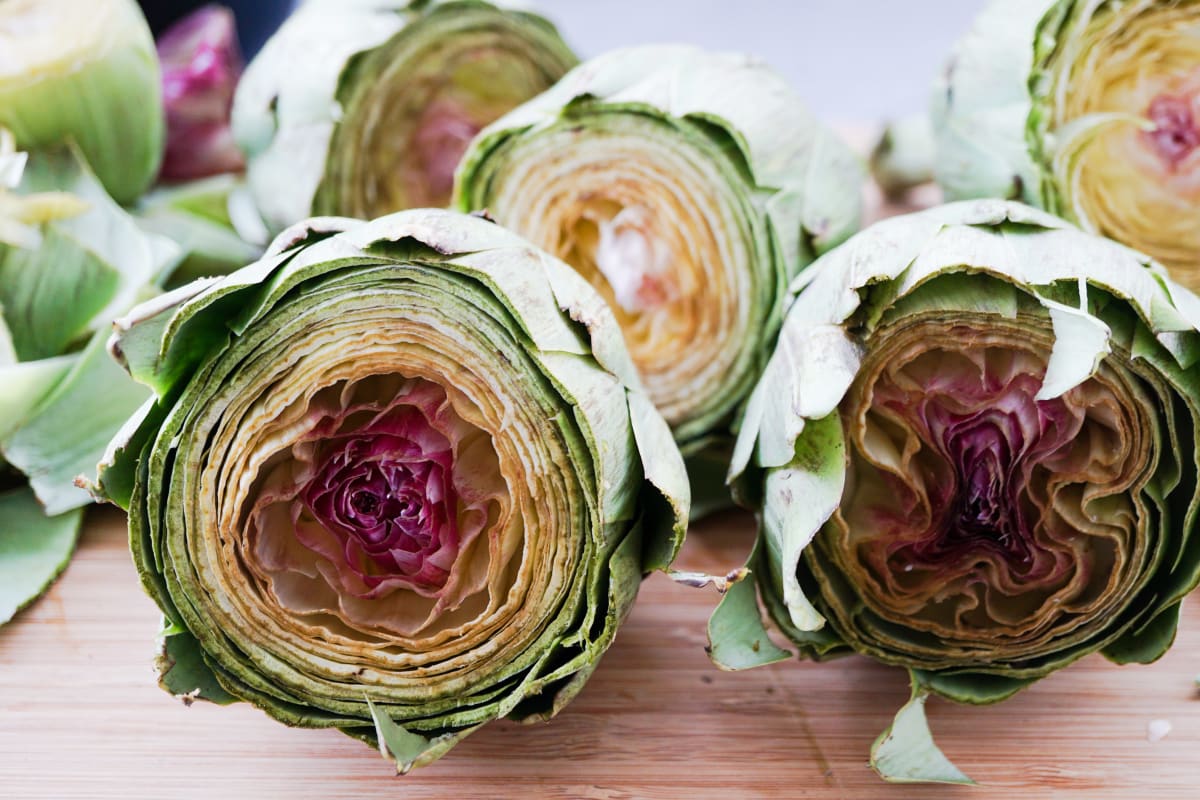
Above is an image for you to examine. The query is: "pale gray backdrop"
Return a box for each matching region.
[539,0,989,122]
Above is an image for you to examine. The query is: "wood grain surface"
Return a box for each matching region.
[2,507,1198,799]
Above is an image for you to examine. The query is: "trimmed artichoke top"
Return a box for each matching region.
[455,44,865,464]
[232,0,577,233]
[94,208,689,773]
[713,198,1200,783]
[934,0,1200,289]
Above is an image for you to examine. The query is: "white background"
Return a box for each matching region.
[539,0,989,122]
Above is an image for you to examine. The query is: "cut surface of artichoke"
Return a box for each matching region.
[935,0,1200,289]
[713,198,1200,784]
[232,0,577,233]
[96,208,688,772]
[1043,0,1200,278]
[456,44,864,449]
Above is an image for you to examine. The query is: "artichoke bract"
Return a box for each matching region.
[0,0,164,205]
[934,0,1200,289]
[0,130,180,624]
[93,208,689,772]
[711,199,1200,784]
[454,45,864,499]
[231,0,577,234]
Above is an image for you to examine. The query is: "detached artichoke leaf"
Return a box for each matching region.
[135,175,265,286]
[716,198,1200,782]
[0,132,186,624]
[1,143,183,361]
[96,208,688,770]
[870,678,975,785]
[4,328,153,514]
[0,488,83,625]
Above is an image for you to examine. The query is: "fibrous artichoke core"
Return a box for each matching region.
[338,42,561,213]
[830,315,1152,664]
[485,127,749,428]
[1046,1,1200,280]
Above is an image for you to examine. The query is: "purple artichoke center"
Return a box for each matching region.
[302,416,458,591]
[931,410,1037,567]
[1144,94,1200,168]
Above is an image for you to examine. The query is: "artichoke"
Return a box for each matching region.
[934,0,1200,289]
[0,130,180,624]
[157,4,245,182]
[454,44,864,502]
[0,0,163,205]
[711,198,1200,783]
[92,208,688,772]
[231,0,577,234]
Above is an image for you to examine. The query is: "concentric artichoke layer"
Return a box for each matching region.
[96,209,687,772]
[935,0,1200,289]
[232,0,576,234]
[713,199,1200,781]
[826,313,1158,670]
[455,44,864,451]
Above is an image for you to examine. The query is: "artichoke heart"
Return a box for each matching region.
[95,208,688,772]
[713,199,1200,784]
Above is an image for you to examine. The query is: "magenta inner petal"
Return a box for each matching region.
[1144,94,1200,169]
[300,407,460,592]
[831,319,1149,650]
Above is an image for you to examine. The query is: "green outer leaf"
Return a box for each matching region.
[1035,294,1112,400]
[0,487,83,625]
[0,353,75,442]
[98,208,688,769]
[706,543,791,671]
[869,678,975,785]
[135,175,264,286]
[931,0,1053,203]
[4,328,152,515]
[368,697,479,775]
[232,0,577,233]
[157,628,238,705]
[1,145,181,361]
[0,0,164,205]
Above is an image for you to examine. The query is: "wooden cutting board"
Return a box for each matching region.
[1,507,1197,799]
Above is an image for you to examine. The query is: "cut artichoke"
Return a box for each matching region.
[455,44,864,485]
[232,0,577,233]
[934,0,1200,289]
[93,208,688,772]
[712,199,1200,783]
[0,0,163,205]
